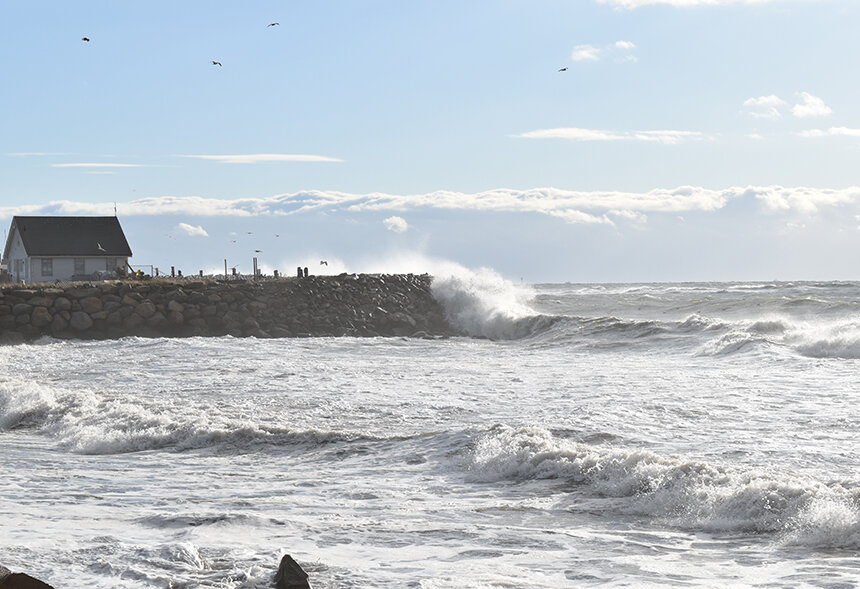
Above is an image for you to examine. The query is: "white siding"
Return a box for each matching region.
[6,227,27,282]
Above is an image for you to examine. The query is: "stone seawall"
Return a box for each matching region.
[0,274,455,344]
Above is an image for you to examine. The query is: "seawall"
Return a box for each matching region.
[0,274,455,344]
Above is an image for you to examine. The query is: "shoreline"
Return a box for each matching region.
[0,273,456,344]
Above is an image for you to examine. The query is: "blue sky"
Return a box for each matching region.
[2,0,860,282]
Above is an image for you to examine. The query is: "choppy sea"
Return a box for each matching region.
[2,273,859,588]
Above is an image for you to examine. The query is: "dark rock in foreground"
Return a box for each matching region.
[0,565,55,589]
[274,554,311,589]
[0,273,456,343]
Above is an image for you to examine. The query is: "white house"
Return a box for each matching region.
[2,216,133,283]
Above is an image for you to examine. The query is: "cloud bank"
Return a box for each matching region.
[179,153,343,164]
[514,127,703,144]
[2,186,857,227]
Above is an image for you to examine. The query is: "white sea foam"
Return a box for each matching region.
[465,425,860,547]
[0,377,366,454]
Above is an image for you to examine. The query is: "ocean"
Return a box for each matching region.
[1,274,859,588]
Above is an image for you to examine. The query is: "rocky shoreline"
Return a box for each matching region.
[0,273,456,344]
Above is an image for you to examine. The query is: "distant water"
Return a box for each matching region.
[1,276,859,587]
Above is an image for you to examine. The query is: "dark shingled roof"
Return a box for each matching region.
[8,216,133,257]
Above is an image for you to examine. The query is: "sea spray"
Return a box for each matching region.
[429,268,547,339]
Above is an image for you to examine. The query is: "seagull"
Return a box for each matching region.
[267,22,280,27]
[558,67,568,72]
[96,242,106,252]
[82,37,90,42]
[320,260,328,266]
[254,249,263,253]
[212,60,222,66]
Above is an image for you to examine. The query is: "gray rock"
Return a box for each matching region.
[30,307,52,328]
[52,297,71,311]
[274,555,310,589]
[70,311,94,331]
[79,296,103,314]
[136,301,157,318]
[50,315,69,333]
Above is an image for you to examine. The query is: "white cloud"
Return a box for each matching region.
[4,186,856,228]
[571,45,601,61]
[747,133,764,140]
[798,127,860,138]
[176,222,209,237]
[791,92,832,118]
[180,153,343,164]
[569,41,637,65]
[383,216,409,233]
[598,0,775,8]
[742,95,787,119]
[514,127,704,144]
[51,163,143,168]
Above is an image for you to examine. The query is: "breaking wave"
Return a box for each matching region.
[464,425,860,549]
[430,268,559,339]
[0,377,377,455]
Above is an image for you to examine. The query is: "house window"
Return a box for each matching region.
[75,258,85,275]
[105,257,116,271]
[41,258,53,277]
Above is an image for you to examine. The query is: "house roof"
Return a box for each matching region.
[4,216,133,258]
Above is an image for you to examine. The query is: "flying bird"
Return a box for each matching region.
[320,260,328,266]
[82,37,90,42]
[212,60,222,66]
[254,249,263,253]
[558,67,568,72]
[96,242,106,252]
[267,22,280,27]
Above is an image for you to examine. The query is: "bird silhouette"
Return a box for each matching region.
[274,234,280,237]
[320,260,328,266]
[267,22,280,27]
[255,249,263,253]
[96,242,106,252]
[558,67,568,72]
[82,37,90,42]
[212,60,222,66]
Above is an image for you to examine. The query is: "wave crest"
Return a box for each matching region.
[465,425,860,548]
[0,378,371,454]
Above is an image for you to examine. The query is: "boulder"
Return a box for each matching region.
[0,565,54,588]
[135,301,157,319]
[274,555,310,589]
[69,311,94,331]
[79,296,103,314]
[50,315,69,333]
[30,307,53,328]
[52,297,71,311]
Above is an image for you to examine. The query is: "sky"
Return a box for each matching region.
[2,0,860,283]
